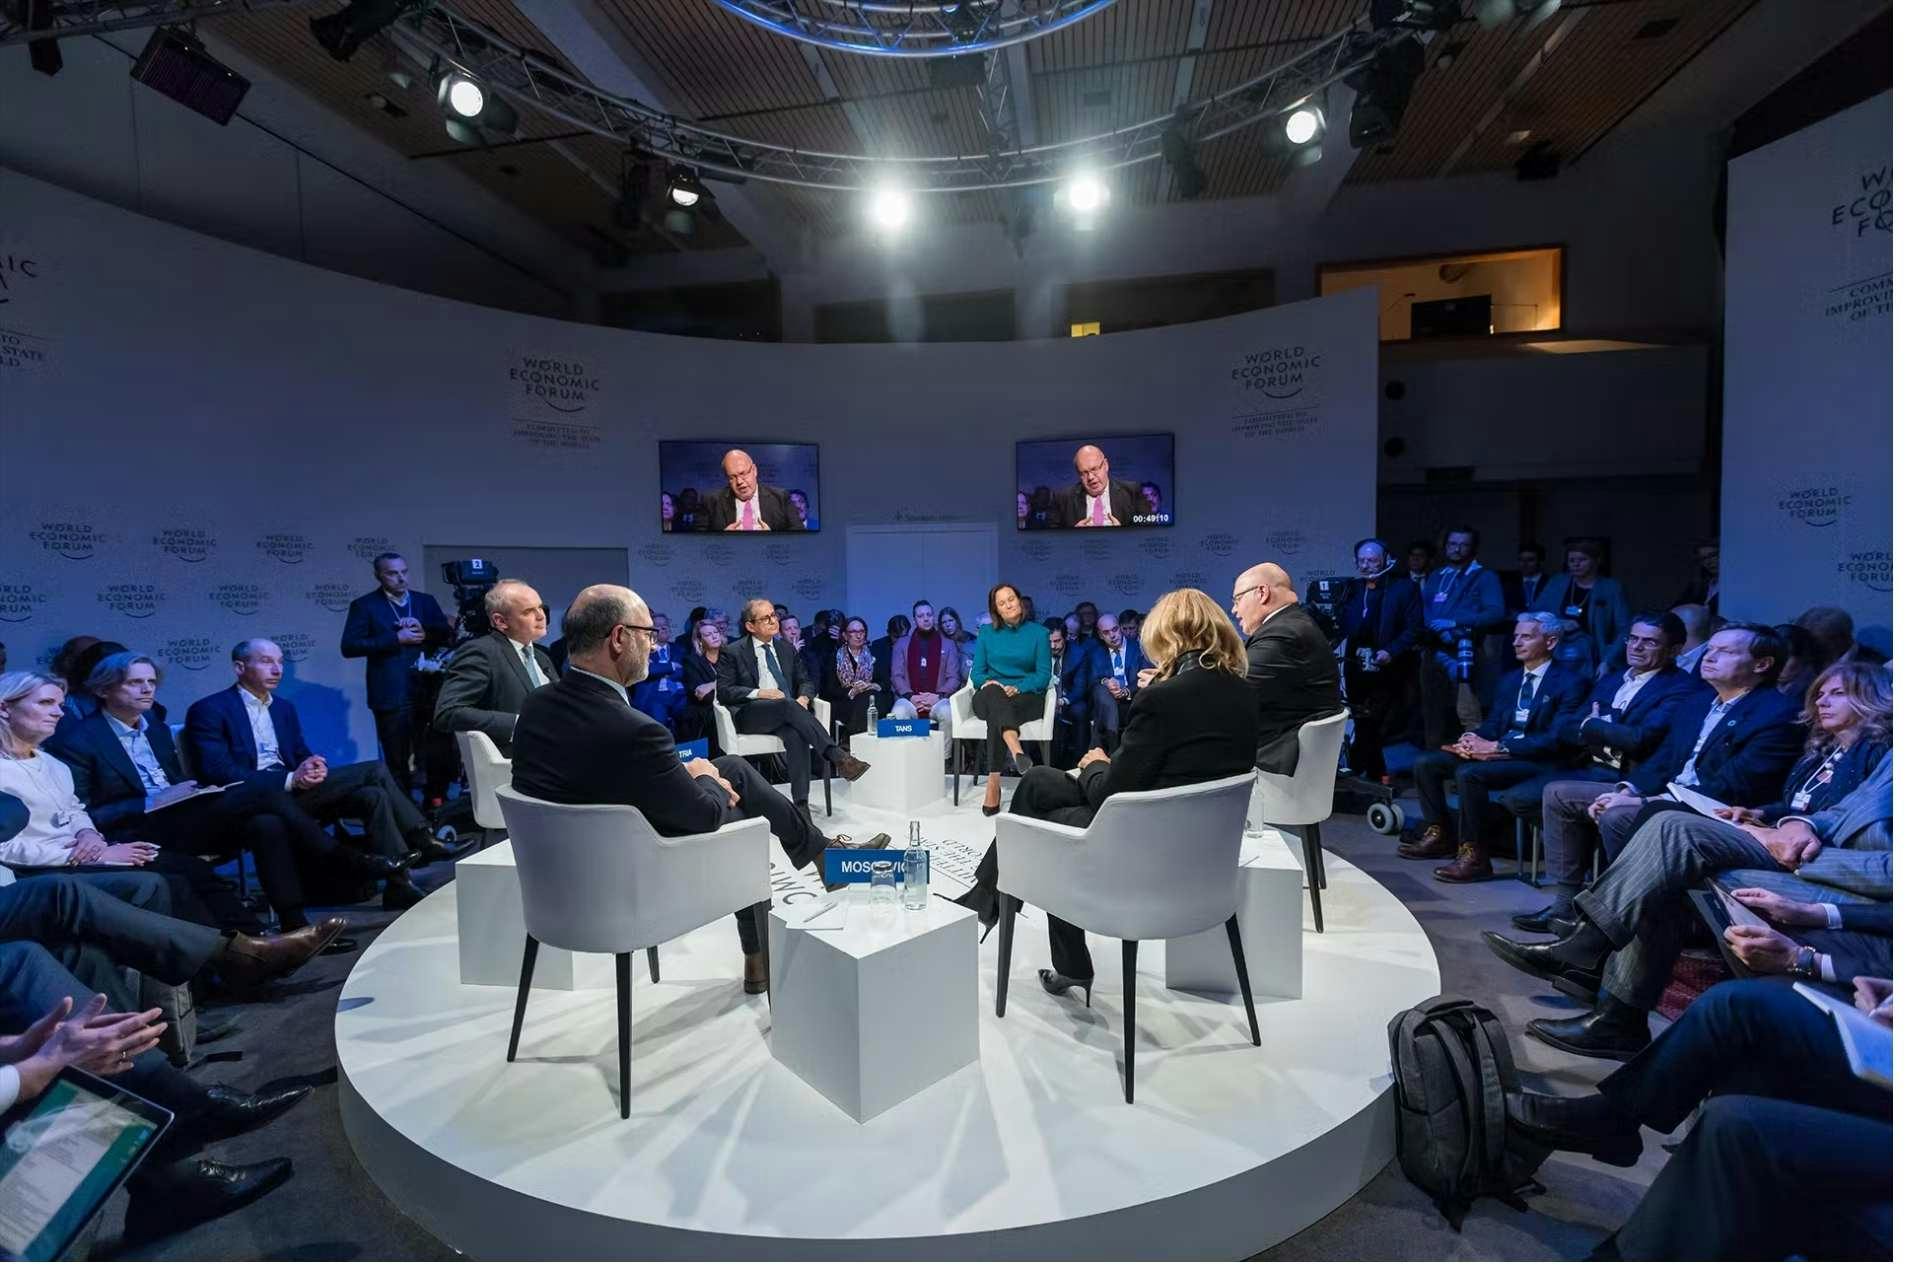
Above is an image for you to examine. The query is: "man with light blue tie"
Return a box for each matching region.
[716,599,868,807]
[432,579,557,757]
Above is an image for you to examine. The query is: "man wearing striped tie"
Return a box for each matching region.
[432,579,558,757]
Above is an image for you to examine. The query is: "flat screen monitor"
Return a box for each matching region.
[660,441,822,533]
[1014,433,1174,530]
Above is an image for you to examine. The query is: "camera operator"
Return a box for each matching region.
[1340,539,1424,781]
[432,578,556,757]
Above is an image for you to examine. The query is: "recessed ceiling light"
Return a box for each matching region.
[1506,129,1533,144]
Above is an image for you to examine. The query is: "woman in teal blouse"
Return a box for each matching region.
[972,582,1052,814]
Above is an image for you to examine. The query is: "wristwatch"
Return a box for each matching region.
[1791,945,1819,978]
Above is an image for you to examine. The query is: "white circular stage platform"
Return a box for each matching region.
[336,795,1440,1260]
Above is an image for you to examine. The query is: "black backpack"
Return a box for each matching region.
[1388,995,1549,1230]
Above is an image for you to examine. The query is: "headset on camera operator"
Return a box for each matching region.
[431,567,556,757]
[1339,539,1424,780]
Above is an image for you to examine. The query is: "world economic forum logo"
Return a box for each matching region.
[1837,548,1892,593]
[29,521,110,560]
[1231,346,1322,400]
[272,631,316,663]
[99,584,164,619]
[210,584,269,616]
[1777,485,1852,529]
[509,354,600,414]
[0,583,49,623]
[157,637,218,672]
[257,533,314,565]
[153,526,217,563]
[306,583,356,613]
[0,249,38,306]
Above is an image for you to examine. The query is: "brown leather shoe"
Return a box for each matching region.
[1434,842,1494,883]
[835,753,871,783]
[744,950,769,995]
[216,917,347,990]
[1397,826,1455,860]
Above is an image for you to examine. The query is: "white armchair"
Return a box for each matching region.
[495,785,773,1118]
[454,731,513,846]
[946,683,1058,805]
[992,771,1259,1103]
[1254,709,1349,934]
[713,697,837,814]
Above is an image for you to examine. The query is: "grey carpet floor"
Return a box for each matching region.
[89,811,1668,1261]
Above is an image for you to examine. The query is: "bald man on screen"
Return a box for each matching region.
[698,449,800,532]
[1051,445,1147,528]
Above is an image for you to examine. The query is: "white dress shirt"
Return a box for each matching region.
[577,668,630,701]
[0,752,90,875]
[753,641,784,693]
[1673,689,1749,788]
[109,714,172,796]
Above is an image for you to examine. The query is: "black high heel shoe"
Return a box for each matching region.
[945,883,1001,943]
[1038,968,1092,1007]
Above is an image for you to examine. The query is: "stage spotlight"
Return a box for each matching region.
[309,0,414,64]
[1065,172,1110,214]
[1284,105,1324,146]
[867,185,911,232]
[667,164,705,209]
[438,70,484,119]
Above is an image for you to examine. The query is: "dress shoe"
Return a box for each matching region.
[813,834,891,892]
[1548,914,1578,941]
[1505,1090,1643,1167]
[1433,841,1493,883]
[744,950,769,995]
[214,918,347,990]
[834,753,871,783]
[346,844,410,878]
[1037,968,1093,1006]
[1397,825,1455,860]
[981,801,1002,816]
[123,1157,292,1244]
[1509,903,1576,935]
[1526,997,1651,1062]
[1552,967,1602,1004]
[198,1083,313,1141]
[382,877,425,911]
[409,829,475,862]
[1483,920,1611,985]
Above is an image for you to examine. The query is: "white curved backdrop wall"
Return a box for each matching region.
[1,166,1377,761]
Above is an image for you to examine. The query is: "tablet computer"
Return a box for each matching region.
[0,1068,173,1261]
[1686,886,1759,980]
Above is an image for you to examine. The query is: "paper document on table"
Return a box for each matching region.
[1663,783,1743,828]
[790,901,846,931]
[1795,982,1892,1089]
[146,782,242,813]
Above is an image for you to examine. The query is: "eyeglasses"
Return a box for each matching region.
[1230,586,1265,603]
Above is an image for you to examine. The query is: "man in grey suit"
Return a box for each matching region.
[432,579,557,755]
[1230,562,1343,777]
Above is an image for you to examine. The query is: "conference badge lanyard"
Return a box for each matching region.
[1792,745,1848,813]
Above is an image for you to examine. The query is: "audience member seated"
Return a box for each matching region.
[1509,613,1702,931]
[1230,561,1343,778]
[1481,658,1883,1059]
[430,578,557,756]
[1670,602,1714,673]
[1416,525,1508,746]
[1070,601,1101,654]
[867,613,910,699]
[1118,609,1143,642]
[630,616,687,730]
[1086,611,1149,753]
[1340,539,1423,781]
[44,655,390,933]
[669,607,709,666]
[938,606,976,680]
[1399,614,1591,883]
[1506,976,1888,1260]
[831,616,886,741]
[184,640,453,912]
[674,618,727,745]
[952,589,1258,997]
[969,584,1052,816]
[1795,604,1884,667]
[1043,618,1093,766]
[339,552,453,803]
[1535,538,1631,676]
[803,610,847,701]
[1501,541,1549,614]
[888,601,963,729]
[1672,538,1720,611]
[1773,622,1822,704]
[717,599,868,809]
[57,639,128,722]
[509,586,886,994]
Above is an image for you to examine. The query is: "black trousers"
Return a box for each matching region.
[964,764,1098,979]
[1412,752,1550,845]
[707,755,831,954]
[1417,649,1463,749]
[731,697,840,805]
[974,686,1045,773]
[833,689,882,744]
[291,759,425,863]
[374,697,458,803]
[1087,682,1132,753]
[0,873,224,987]
[125,781,346,928]
[1343,657,1405,779]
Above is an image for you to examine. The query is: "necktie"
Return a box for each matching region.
[1518,672,1538,708]
[522,644,544,688]
[1091,495,1106,526]
[742,500,757,530]
[763,643,789,694]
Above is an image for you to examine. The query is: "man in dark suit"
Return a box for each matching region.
[1085,612,1149,752]
[717,598,868,808]
[1400,613,1593,883]
[339,552,452,800]
[48,652,392,931]
[431,578,557,756]
[1050,444,1146,528]
[1500,541,1550,615]
[1505,976,1888,1260]
[1508,612,1703,931]
[510,586,887,994]
[1043,619,1094,765]
[1338,540,1424,780]
[1230,562,1343,778]
[697,449,799,532]
[184,639,455,911]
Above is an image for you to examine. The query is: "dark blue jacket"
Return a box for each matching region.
[1559,666,1703,769]
[183,686,314,787]
[1757,736,1891,826]
[1472,660,1592,761]
[1338,577,1423,661]
[46,711,190,839]
[339,589,451,712]
[1051,642,1095,719]
[1623,684,1806,805]
[1087,637,1149,694]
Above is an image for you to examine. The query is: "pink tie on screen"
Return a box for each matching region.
[742,502,757,530]
[1091,496,1105,526]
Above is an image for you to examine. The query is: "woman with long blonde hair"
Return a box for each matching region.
[952,588,1258,1000]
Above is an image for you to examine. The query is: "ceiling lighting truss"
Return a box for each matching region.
[0,0,307,46]
[703,0,1118,57]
